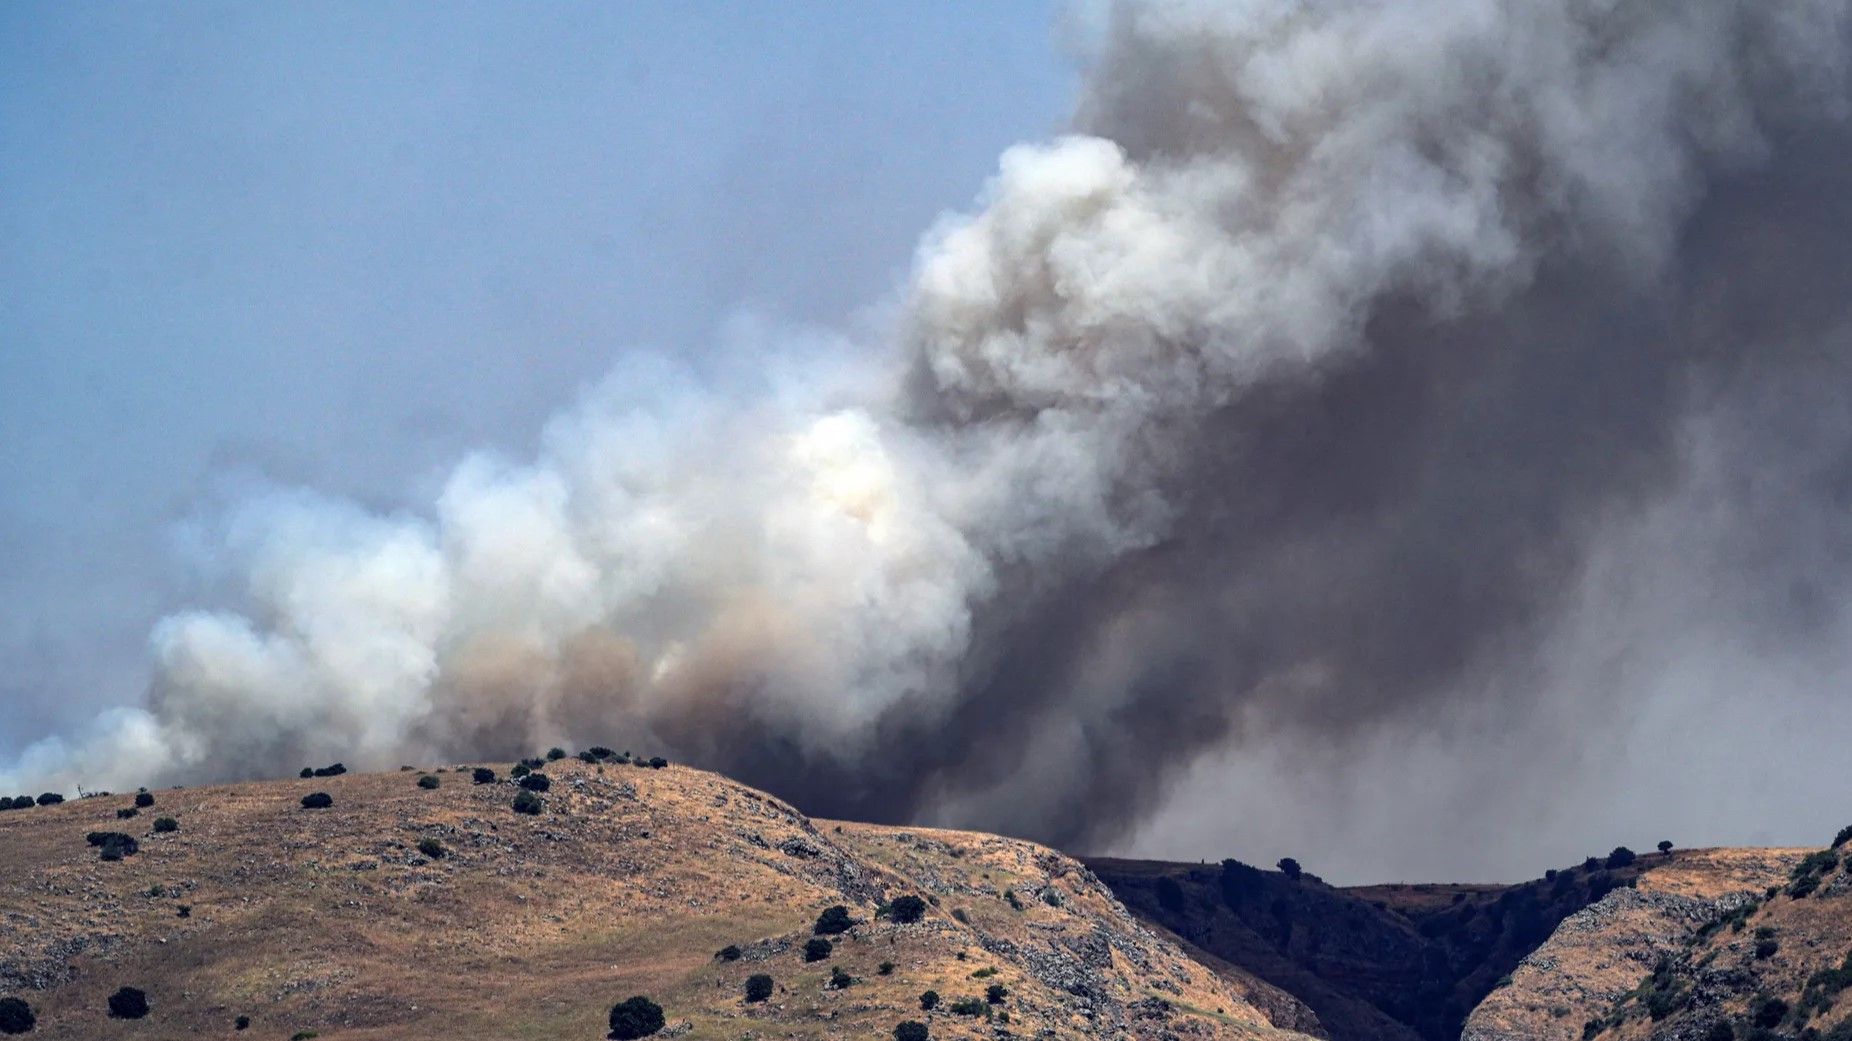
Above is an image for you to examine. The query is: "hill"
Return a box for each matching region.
[0,758,1308,1040]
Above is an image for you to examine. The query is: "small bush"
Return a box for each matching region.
[472,767,497,784]
[952,908,970,923]
[300,792,333,809]
[744,974,774,1002]
[417,837,446,859]
[606,996,664,1039]
[878,961,895,976]
[135,792,155,808]
[578,751,598,763]
[311,763,345,778]
[89,832,139,859]
[1834,825,1852,849]
[803,938,832,962]
[716,945,741,962]
[518,773,551,792]
[1583,856,1601,872]
[887,895,927,924]
[1277,857,1303,880]
[1658,840,1674,853]
[828,967,853,989]
[1607,847,1637,869]
[949,997,987,1016]
[546,747,566,761]
[1040,889,1061,908]
[416,775,439,790]
[1755,938,1779,960]
[969,967,996,979]
[895,1022,929,1041]
[1752,996,1788,1028]
[589,746,614,760]
[108,987,149,1019]
[236,1014,250,1030]
[986,983,1009,1004]
[152,817,178,833]
[1789,874,1821,899]
[290,1032,318,1041]
[510,763,530,778]
[1004,889,1025,911]
[814,905,854,935]
[648,757,667,769]
[35,793,62,807]
[1705,1021,1734,1041]
[919,990,940,1011]
[0,997,34,1035]
[116,807,139,819]
[299,768,314,779]
[512,791,543,815]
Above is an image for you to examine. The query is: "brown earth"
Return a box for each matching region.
[0,760,1313,1041]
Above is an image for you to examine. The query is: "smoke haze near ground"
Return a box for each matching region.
[7,0,1852,883]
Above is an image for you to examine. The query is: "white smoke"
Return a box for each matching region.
[6,0,1849,865]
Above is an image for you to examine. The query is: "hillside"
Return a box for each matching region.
[1089,851,1668,1041]
[1467,839,1852,1041]
[0,758,1308,1040]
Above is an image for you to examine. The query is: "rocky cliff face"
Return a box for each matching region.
[0,761,1305,1040]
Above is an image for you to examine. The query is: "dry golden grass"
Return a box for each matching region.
[0,760,1311,1040]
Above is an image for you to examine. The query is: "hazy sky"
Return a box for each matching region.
[0,2,1071,750]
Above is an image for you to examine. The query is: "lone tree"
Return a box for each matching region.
[744,974,774,1003]
[1277,857,1303,880]
[1658,840,1674,854]
[813,905,854,935]
[895,1021,929,1041]
[0,996,34,1034]
[1606,847,1637,869]
[107,987,150,1019]
[300,792,333,809]
[606,996,664,1040]
[803,938,833,962]
[887,895,927,924]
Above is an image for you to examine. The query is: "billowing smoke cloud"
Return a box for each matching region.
[9,0,1852,880]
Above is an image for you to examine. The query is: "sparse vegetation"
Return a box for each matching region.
[116,807,138,819]
[300,792,333,809]
[894,1022,929,1041]
[152,817,178,833]
[0,997,34,1035]
[107,987,149,1019]
[416,775,439,789]
[512,791,542,815]
[986,983,1009,1004]
[744,974,773,1003]
[887,895,927,924]
[804,938,832,962]
[813,905,853,935]
[949,997,987,1016]
[417,837,446,859]
[828,966,853,989]
[606,996,664,1040]
[878,961,895,976]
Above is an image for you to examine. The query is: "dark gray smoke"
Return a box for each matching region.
[7,0,1851,882]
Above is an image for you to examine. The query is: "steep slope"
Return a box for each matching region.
[0,761,1308,1040]
[1090,853,1660,1041]
[1469,840,1852,1041]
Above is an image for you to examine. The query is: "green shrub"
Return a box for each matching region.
[648,757,667,769]
[589,747,614,760]
[235,1014,250,1030]
[1658,840,1674,853]
[1277,857,1302,880]
[417,837,446,859]
[472,767,497,784]
[510,763,530,778]
[518,773,551,792]
[152,817,178,833]
[828,967,853,989]
[1789,874,1821,899]
[1755,938,1779,960]
[300,792,332,809]
[311,763,345,777]
[512,791,543,816]
[878,961,895,976]
[578,751,598,763]
[290,1032,318,1040]
[108,987,149,1019]
[1752,996,1788,1028]
[300,768,314,778]
[949,997,987,1016]
[416,775,440,789]
[1706,1020,1734,1041]
[919,990,940,1011]
[1607,847,1636,869]
[744,974,773,1002]
[894,1022,929,1041]
[1832,825,1852,849]
[716,945,741,962]
[986,983,1008,1004]
[88,832,139,859]
[116,807,138,819]
[606,996,664,1039]
[804,938,832,962]
[135,792,155,808]
[35,793,62,807]
[814,905,853,935]
[546,747,566,761]
[887,895,927,924]
[0,997,34,1034]
[1004,889,1024,911]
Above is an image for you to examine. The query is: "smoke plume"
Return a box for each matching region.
[9,0,1852,880]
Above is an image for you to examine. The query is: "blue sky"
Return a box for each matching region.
[0,2,1073,752]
